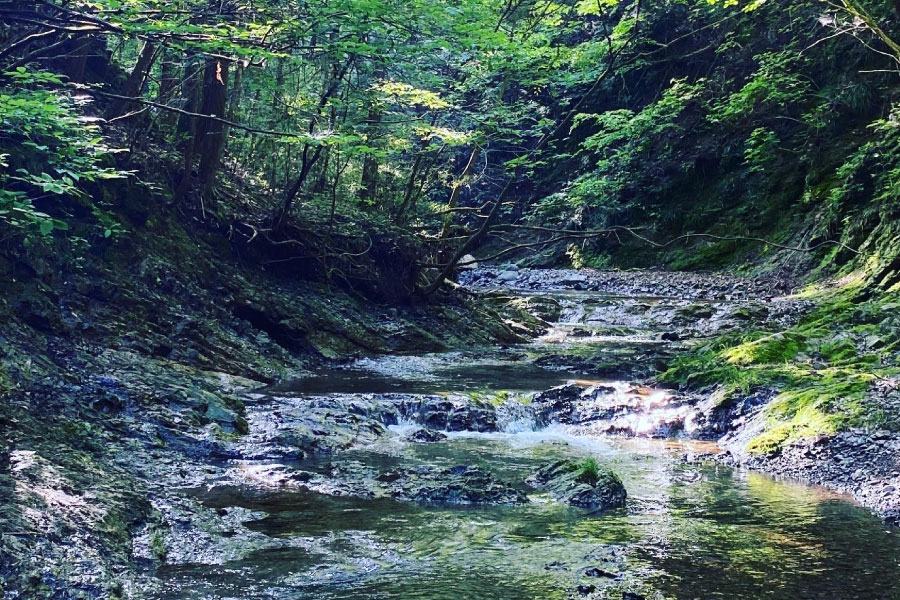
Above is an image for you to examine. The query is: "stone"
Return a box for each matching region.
[403,428,448,443]
[458,254,479,270]
[379,465,528,506]
[584,567,618,578]
[527,459,627,510]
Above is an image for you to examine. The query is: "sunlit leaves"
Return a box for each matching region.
[374,82,450,109]
[414,125,472,145]
[0,69,129,239]
[575,0,620,16]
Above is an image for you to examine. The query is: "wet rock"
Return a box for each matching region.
[203,401,249,435]
[380,465,528,506]
[584,567,618,578]
[532,383,584,425]
[406,397,498,432]
[238,397,390,460]
[517,295,563,322]
[528,459,627,510]
[404,428,448,443]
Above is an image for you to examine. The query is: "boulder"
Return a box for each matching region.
[532,383,584,425]
[458,254,479,270]
[528,459,626,510]
[496,270,519,283]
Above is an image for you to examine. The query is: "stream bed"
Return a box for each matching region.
[148,278,900,600]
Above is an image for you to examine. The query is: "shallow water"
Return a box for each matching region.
[152,290,900,600]
[154,429,900,600]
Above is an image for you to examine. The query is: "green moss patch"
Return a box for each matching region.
[660,287,900,454]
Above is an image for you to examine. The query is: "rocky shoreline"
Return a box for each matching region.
[468,267,900,526]
[3,266,899,599]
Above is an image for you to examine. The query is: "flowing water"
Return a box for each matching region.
[151,289,900,600]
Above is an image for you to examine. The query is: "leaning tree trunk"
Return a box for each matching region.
[439,147,479,239]
[106,41,158,120]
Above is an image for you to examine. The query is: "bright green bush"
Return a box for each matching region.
[0,68,129,241]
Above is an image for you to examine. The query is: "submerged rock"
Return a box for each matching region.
[528,459,626,510]
[379,465,528,506]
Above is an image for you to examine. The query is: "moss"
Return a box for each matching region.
[662,285,900,454]
[722,332,805,366]
[818,338,858,363]
[0,366,13,394]
[575,457,601,485]
[747,374,872,455]
[149,529,167,561]
[465,390,515,407]
[675,303,715,321]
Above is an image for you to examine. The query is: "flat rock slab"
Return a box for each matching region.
[378,465,529,506]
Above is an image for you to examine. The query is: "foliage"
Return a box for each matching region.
[0,0,898,285]
[0,68,128,240]
[575,457,602,486]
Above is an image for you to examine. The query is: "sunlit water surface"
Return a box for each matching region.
[152,311,900,600]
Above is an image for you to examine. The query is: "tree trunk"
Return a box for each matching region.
[439,147,479,238]
[157,50,180,130]
[273,55,353,232]
[359,107,381,205]
[173,58,203,204]
[197,58,230,195]
[395,151,424,219]
[106,41,158,120]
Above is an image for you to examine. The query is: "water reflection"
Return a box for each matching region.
[153,432,900,600]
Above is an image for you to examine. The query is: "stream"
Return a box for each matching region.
[148,275,900,600]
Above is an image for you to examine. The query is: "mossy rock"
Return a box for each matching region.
[674,303,715,322]
[528,459,627,510]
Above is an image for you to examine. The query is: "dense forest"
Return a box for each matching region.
[2,1,900,599]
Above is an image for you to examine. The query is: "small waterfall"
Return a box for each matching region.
[495,394,538,434]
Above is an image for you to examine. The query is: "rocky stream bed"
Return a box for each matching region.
[4,268,900,599]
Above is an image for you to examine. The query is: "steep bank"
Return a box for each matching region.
[0,193,538,598]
